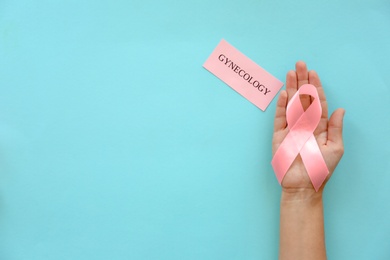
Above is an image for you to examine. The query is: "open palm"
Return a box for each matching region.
[272,61,345,192]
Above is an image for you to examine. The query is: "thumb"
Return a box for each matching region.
[327,108,345,145]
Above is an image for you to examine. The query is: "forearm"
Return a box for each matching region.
[279,189,326,260]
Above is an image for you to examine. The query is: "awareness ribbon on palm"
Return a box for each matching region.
[271,84,329,191]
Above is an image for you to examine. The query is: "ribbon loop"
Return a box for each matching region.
[271,84,329,191]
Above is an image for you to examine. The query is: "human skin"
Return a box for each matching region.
[273,61,345,260]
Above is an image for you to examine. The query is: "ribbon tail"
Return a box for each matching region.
[271,133,300,184]
[300,135,329,191]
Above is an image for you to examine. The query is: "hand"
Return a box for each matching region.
[272,61,345,194]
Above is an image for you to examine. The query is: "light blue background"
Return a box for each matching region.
[1,0,389,259]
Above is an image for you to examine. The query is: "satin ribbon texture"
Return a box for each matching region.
[271,84,329,192]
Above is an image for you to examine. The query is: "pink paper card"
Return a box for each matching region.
[203,39,284,111]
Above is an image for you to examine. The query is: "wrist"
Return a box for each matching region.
[281,187,323,203]
[279,187,327,260]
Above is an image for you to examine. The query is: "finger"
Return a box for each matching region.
[274,90,288,132]
[309,70,328,119]
[327,108,345,146]
[310,70,329,142]
[296,61,311,109]
[286,70,297,103]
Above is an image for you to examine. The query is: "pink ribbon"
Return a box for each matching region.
[271,84,329,191]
